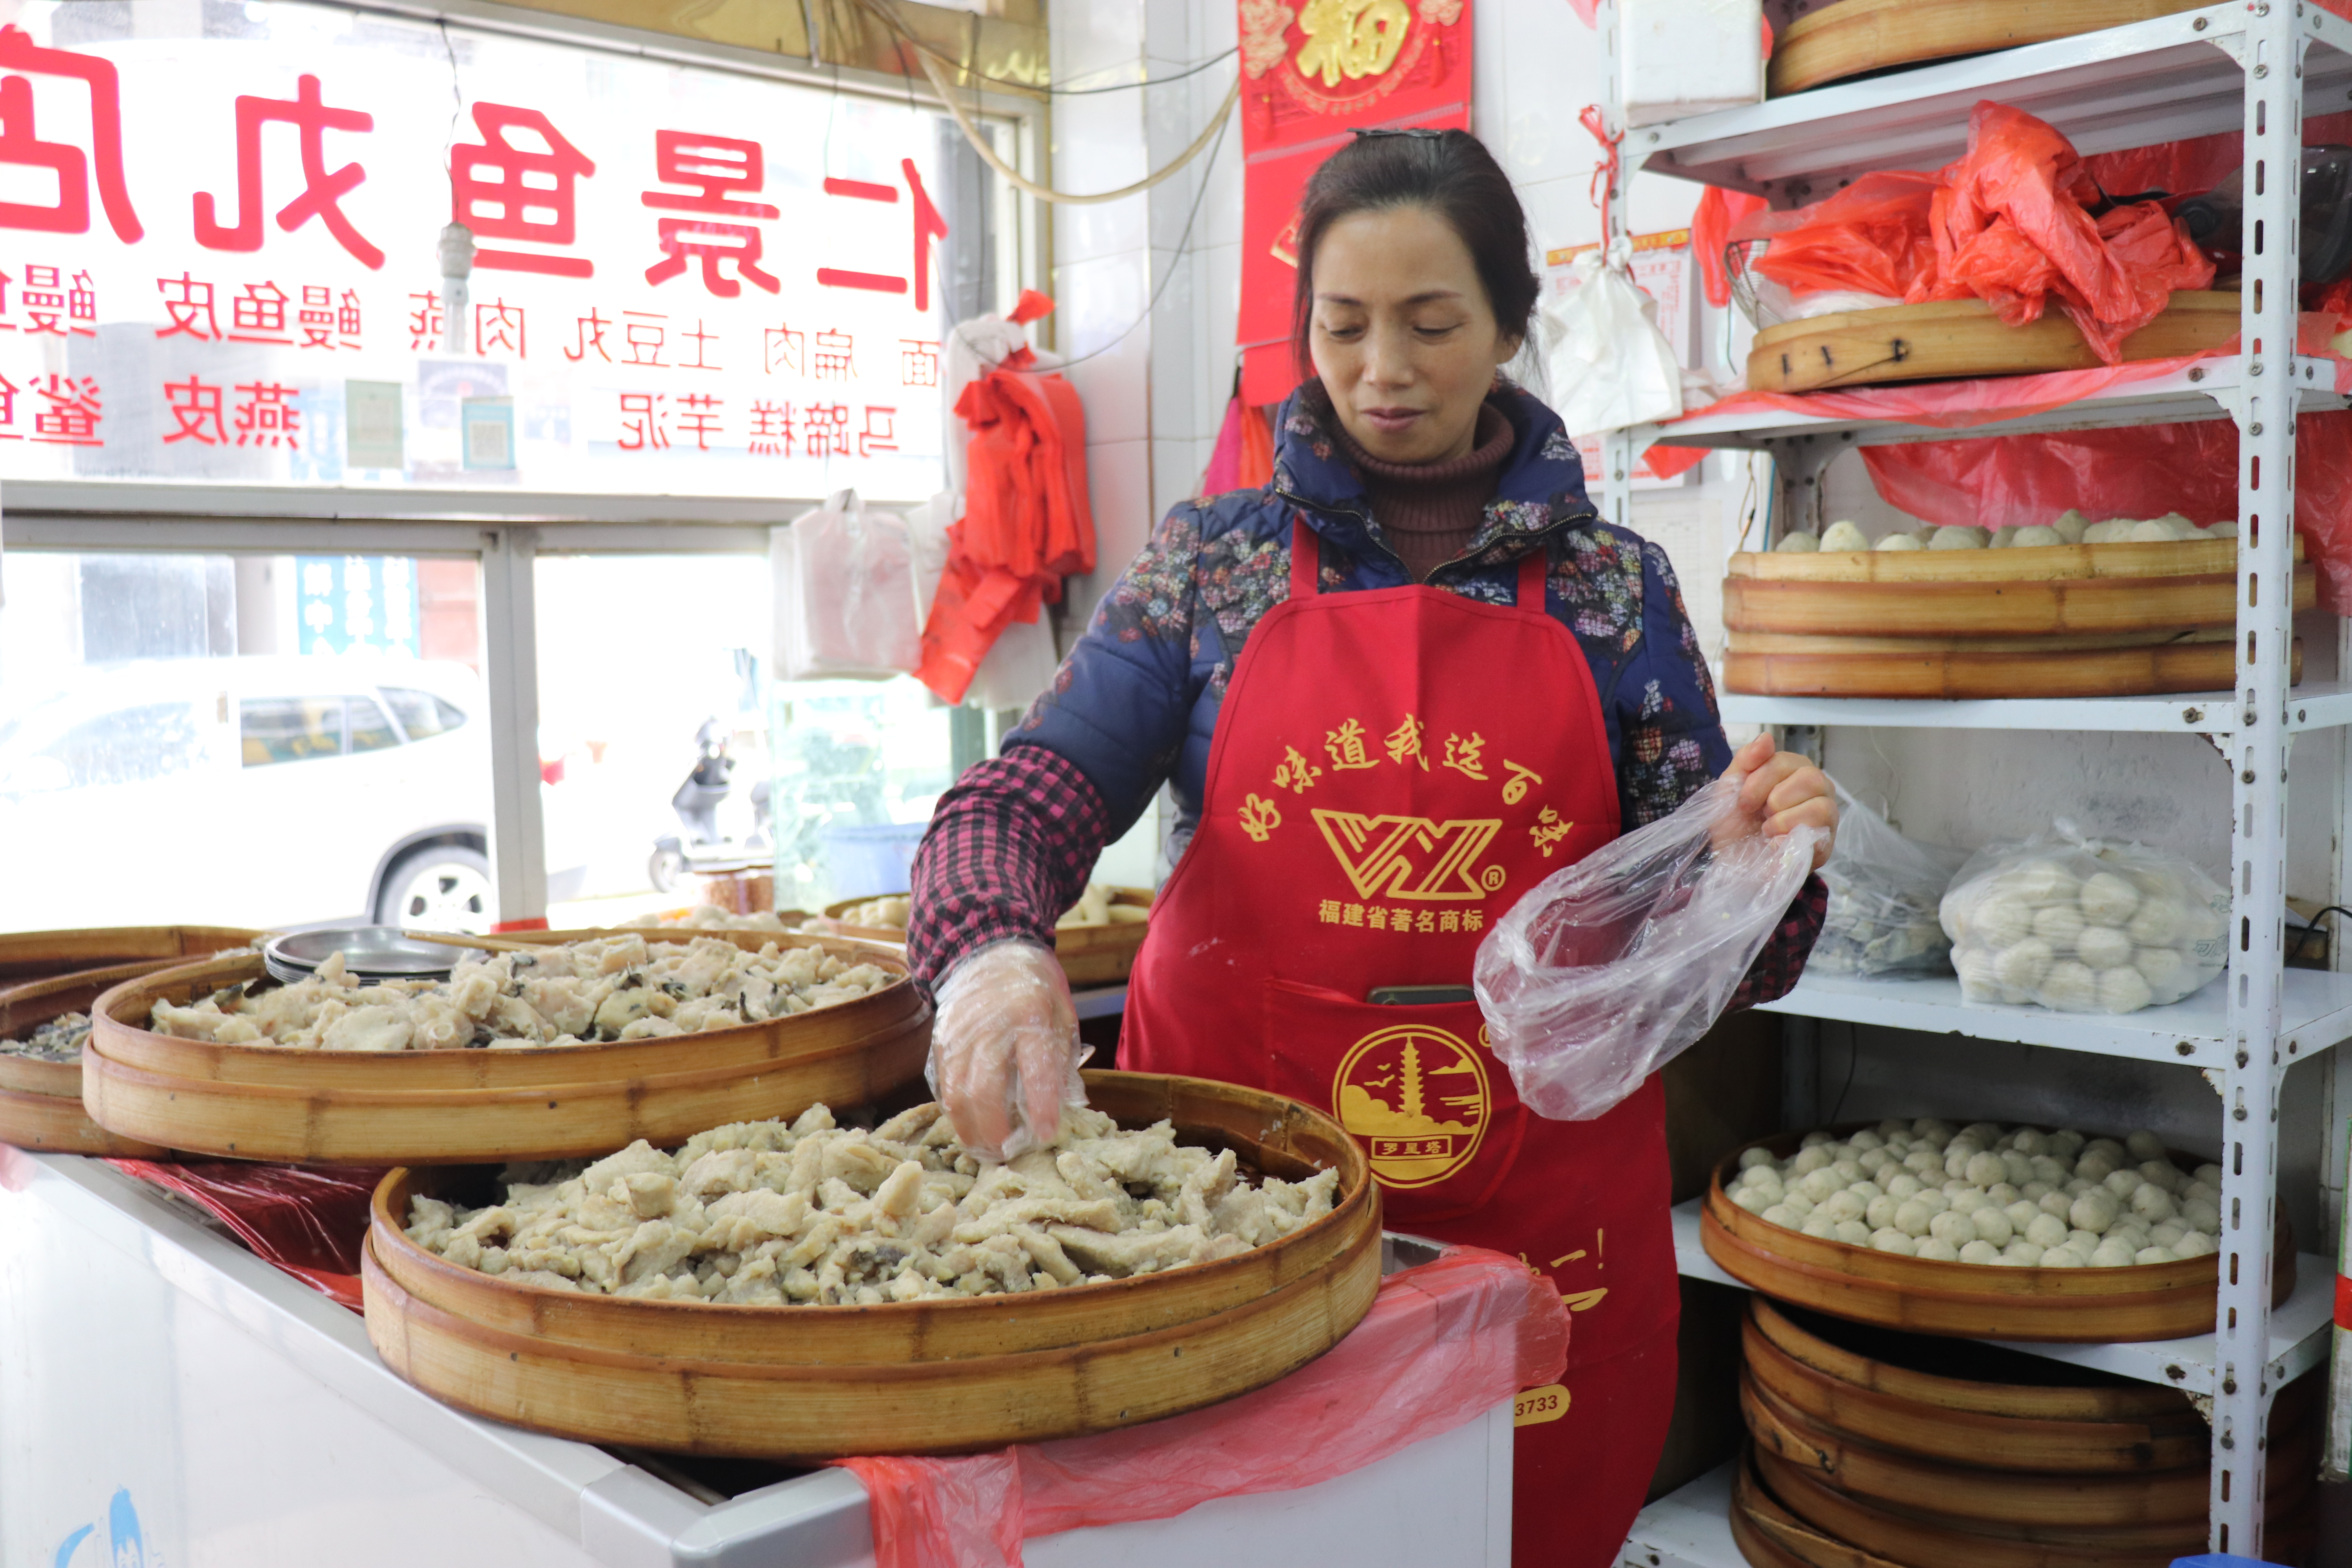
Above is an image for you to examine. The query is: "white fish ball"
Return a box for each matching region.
[1894,1200,1936,1238]
[1866,1195,1900,1229]
[1965,1151,2007,1188]
[2025,1212,2071,1248]
[2038,1191,2075,1220]
[2041,1247,2085,1268]
[2014,1181,2048,1204]
[2082,519,2130,544]
[2033,903,2087,952]
[2152,512,2196,534]
[2150,1221,2187,1248]
[1969,1208,2014,1247]
[2138,1160,2182,1194]
[2010,524,2063,548]
[1824,1142,1855,1163]
[2001,1151,2035,1188]
[1875,1120,1907,1140]
[1849,1130,1885,1152]
[1791,1145,1831,1176]
[2180,1198,2220,1232]
[1928,526,1989,550]
[1774,530,1821,554]
[2125,1130,2167,1161]
[1780,1192,1815,1218]
[1819,520,1869,553]
[2104,1169,2145,1200]
[2128,518,2185,543]
[1801,1130,1836,1148]
[2131,947,2187,999]
[1802,1216,1839,1240]
[1739,1146,1777,1171]
[1987,1181,2024,1206]
[1944,1183,1984,1207]
[1959,1240,2002,1265]
[2076,925,2133,971]
[2009,1129,2048,1156]
[1902,1149,1942,1177]
[1800,1168,1843,1202]
[2071,1192,2119,1233]
[1913,1190,1950,1216]
[2031,1156,2069,1185]
[2063,1178,2097,1198]
[1991,525,2020,548]
[2075,1150,2118,1184]
[2087,1137,2129,1162]
[1834,1219,1872,1245]
[2090,1240,2138,1267]
[1929,1209,1980,1247]
[2174,1230,2217,1258]
[1820,1191,1866,1223]
[2096,966,2154,1014]
[2049,1130,2086,1158]
[2002,1242,2046,1266]
[2134,1245,2177,1265]
[1962,1122,2005,1144]
[2067,1229,2103,1254]
[1885,1173,1923,1200]
[2182,1180,2218,1204]
[1848,1180,1886,1204]
[2130,1185,2176,1223]
[1944,1149,1976,1180]
[1875,533,1923,551]
[2038,961,2100,1012]
[2201,520,2239,540]
[2051,510,2089,543]
[2194,1162,2223,1185]
[1871,1228,1918,1256]
[1914,1238,1962,1262]
[2080,872,2142,926]
[1971,895,2034,948]
[1762,1205,1801,1229]
[1914,1118,1955,1141]
[2126,897,2185,946]
[2003,862,2082,906]
[1831,1159,1865,1185]
[1732,1188,1772,1214]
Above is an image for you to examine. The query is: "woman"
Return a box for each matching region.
[909,129,1835,1564]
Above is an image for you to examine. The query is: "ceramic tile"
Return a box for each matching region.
[1520,174,1601,258]
[1053,0,1145,86]
[1066,437,1155,626]
[1143,0,1193,61]
[1495,4,1608,186]
[1052,93,1150,261]
[1060,339,1151,447]
[1152,435,1206,523]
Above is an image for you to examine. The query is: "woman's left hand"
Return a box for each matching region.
[1719,733,1837,869]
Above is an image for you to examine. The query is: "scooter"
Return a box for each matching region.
[648,720,773,893]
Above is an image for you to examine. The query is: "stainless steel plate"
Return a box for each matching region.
[261,926,467,985]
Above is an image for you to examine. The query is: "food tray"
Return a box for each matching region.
[79,929,930,1165]
[362,1070,1381,1459]
[0,926,263,987]
[823,887,1156,986]
[1722,634,2299,699]
[1699,1133,2294,1341]
[1768,0,2206,97]
[0,961,174,1156]
[1746,292,2240,394]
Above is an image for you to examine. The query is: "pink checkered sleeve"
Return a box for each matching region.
[1728,873,1828,1013]
[906,744,1113,989]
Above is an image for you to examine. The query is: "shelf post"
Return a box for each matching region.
[2215,0,2304,1549]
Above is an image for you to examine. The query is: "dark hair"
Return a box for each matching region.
[1290,129,1540,379]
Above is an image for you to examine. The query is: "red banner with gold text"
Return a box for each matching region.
[1236,0,1475,406]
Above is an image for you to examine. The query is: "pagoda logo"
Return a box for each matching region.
[1331,1022,1489,1188]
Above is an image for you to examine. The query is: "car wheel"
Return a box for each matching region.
[648,845,685,894]
[376,844,495,933]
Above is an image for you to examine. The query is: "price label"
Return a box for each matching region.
[1514,1383,1570,1427]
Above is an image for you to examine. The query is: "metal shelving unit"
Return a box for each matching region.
[1597,1,2348,1558]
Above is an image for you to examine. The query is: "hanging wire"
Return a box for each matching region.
[437,20,463,171]
[850,0,1236,96]
[1049,100,1232,371]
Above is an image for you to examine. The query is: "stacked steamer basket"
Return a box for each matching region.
[1722,534,2314,700]
[0,925,264,987]
[1744,292,2239,395]
[361,1070,1381,1457]
[825,887,1157,987]
[1731,1297,2319,1567]
[0,961,176,1156]
[78,927,931,1165]
[1769,0,2207,98]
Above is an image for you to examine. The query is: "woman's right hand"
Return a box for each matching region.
[928,940,1086,1162]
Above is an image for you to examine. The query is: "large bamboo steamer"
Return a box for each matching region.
[1768,0,2207,98]
[1746,293,2241,394]
[362,1071,1383,1459]
[1722,637,2298,700]
[1742,1299,2205,1474]
[1724,564,2315,640]
[1700,1134,2294,1341]
[79,930,930,1164]
[0,961,174,1157]
[0,926,263,987]
[824,888,1155,986]
[1730,537,2304,584]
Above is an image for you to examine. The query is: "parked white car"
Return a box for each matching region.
[0,655,573,933]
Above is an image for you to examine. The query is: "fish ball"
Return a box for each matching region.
[2051,510,2089,543]
[2076,925,2133,970]
[1914,1238,1961,1262]
[2080,872,2142,926]
[2064,1178,2097,1198]
[2075,1150,2118,1184]
[2002,863,2082,905]
[1819,520,1869,553]
[1800,1168,1843,1202]
[2134,1245,2177,1265]
[2002,1151,2036,1187]
[1963,1122,2006,1144]
[2049,1130,2086,1159]
[1834,1219,1872,1245]
[2038,1191,2076,1221]
[1802,1216,1839,1240]
[2202,521,2239,540]
[1992,938,2053,993]
[1871,1228,1918,1255]
[2002,1242,2046,1266]
[1732,1187,1772,1214]
[2129,519,2186,543]
[1762,1205,1801,1229]
[2130,1185,2176,1223]
[2132,947,2187,998]
[1971,895,2034,948]
[1959,1240,2002,1265]
[1774,530,1820,554]
[1929,1209,1980,1247]
[2041,1247,2085,1268]
[1780,1193,1815,1218]
[1902,1149,1942,1177]
[1849,1130,1885,1152]
[2104,1169,2145,1200]
[2150,1221,2187,1248]
[2180,1198,2220,1232]
[2090,1240,2138,1267]
[1991,525,2020,547]
[1875,533,1923,552]
[1945,1184,1986,1208]
[2126,898,2185,946]
[2182,1180,2218,1204]
[1820,1191,1866,1223]
[2025,1212,2071,1248]
[1913,1118,1955,1141]
[1965,1151,2007,1188]
[2038,961,2100,1012]
[2097,966,2154,1014]
[1738,1147,1777,1171]
[2125,1131,2167,1161]
[2067,1229,2103,1254]
[2082,519,2131,544]
[1831,1159,1865,1185]
[2010,524,2064,548]
[1866,1195,1899,1229]
[1800,1130,1835,1149]
[2014,1181,2049,1203]
[1894,1200,1937,1238]
[2033,903,2087,952]
[2071,1192,2119,1233]
[2031,1156,2069,1184]
[2009,1129,2048,1156]
[1791,1145,1831,1176]
[1969,1208,2014,1247]
[2138,1160,2182,1194]
[2174,1230,2216,1258]
[1928,526,1989,550]
[1913,1190,1951,1216]
[1987,1181,2024,1206]
[1848,1180,1886,1205]
[1885,1173,1923,1200]
[2194,1163,2223,1185]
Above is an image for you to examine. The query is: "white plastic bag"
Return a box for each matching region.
[1809,782,1968,977]
[1542,246,1685,437]
[1473,775,1822,1121]
[1938,823,2228,1014]
[771,488,922,680]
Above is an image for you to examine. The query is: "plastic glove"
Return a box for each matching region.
[927,938,1089,1162]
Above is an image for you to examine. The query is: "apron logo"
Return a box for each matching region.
[1312,809,1506,900]
[1332,1022,1488,1189]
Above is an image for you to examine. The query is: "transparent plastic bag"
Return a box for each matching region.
[1809,782,1968,977]
[1541,245,1684,436]
[772,488,922,679]
[1473,775,1822,1122]
[1937,823,2229,1013]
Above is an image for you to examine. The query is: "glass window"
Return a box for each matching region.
[348,697,402,753]
[383,687,467,739]
[34,702,208,789]
[241,697,345,766]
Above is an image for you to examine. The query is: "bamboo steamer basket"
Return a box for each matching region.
[824,888,1156,986]
[1743,1297,2205,1474]
[79,929,930,1164]
[0,926,263,987]
[362,1070,1381,1459]
[1768,0,2206,97]
[1699,1133,2294,1341]
[1730,537,2301,585]
[1746,293,2241,394]
[0,961,174,1156]
[1725,561,2314,641]
[1722,635,2298,699]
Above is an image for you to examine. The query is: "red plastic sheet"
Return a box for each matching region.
[833,1245,1569,1568]
[108,1158,382,1312]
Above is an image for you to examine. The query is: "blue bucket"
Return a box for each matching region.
[820,822,929,900]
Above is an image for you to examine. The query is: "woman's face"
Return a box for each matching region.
[1308,203,1521,465]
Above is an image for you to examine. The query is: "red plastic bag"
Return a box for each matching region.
[1739,170,1940,302]
[108,1158,383,1311]
[1692,184,1769,309]
[833,1245,1569,1568]
[1859,410,2352,614]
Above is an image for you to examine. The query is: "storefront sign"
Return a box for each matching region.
[1234,0,1474,405]
[0,2,952,501]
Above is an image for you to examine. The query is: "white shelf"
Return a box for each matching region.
[1753,969,2352,1068]
[1648,357,2346,454]
[1618,1460,1742,1568]
[1720,684,2352,737]
[1639,4,2352,197]
[1670,1200,2334,1397]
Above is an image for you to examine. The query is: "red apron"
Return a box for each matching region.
[1123,521,1677,1568]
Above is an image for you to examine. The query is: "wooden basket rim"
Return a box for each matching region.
[368,1068,1374,1328]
